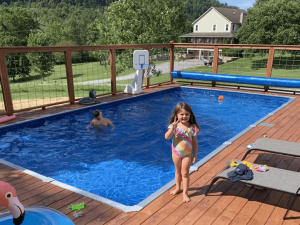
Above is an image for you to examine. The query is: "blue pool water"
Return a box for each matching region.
[0,87,290,206]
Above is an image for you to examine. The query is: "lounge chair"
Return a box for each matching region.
[242,138,300,161]
[205,161,300,219]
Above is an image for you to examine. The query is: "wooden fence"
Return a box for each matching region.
[1,42,300,116]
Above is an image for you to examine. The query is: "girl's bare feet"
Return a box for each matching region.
[170,188,181,196]
[183,193,190,203]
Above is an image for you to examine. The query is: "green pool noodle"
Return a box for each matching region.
[71,202,85,211]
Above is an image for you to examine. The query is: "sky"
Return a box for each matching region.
[218,0,256,10]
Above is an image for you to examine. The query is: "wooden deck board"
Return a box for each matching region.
[228,156,293,225]
[248,158,300,225]
[0,84,300,224]
[71,201,110,225]
[86,208,123,225]
[211,186,256,225]
[207,154,287,225]
[138,132,265,224]
[190,149,266,225]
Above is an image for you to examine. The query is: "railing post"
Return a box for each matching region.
[0,52,14,116]
[265,47,275,92]
[64,50,75,104]
[170,40,174,83]
[212,46,219,87]
[145,46,150,88]
[110,48,117,95]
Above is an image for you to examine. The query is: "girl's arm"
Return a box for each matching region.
[165,126,174,140]
[192,135,198,163]
[165,119,180,139]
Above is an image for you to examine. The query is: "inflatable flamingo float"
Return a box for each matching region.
[0,181,74,225]
[0,181,25,225]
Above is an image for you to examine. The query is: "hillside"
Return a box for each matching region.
[1,0,238,21]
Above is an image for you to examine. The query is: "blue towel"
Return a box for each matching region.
[227,164,253,182]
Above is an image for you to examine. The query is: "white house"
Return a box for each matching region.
[179,7,247,58]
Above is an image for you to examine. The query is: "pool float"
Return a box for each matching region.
[79,89,100,105]
[0,115,16,124]
[0,181,24,225]
[0,181,75,225]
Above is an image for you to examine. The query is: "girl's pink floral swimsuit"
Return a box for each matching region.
[168,124,199,158]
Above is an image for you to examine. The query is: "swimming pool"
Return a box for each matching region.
[0,87,294,211]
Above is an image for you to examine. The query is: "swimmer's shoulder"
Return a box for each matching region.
[102,117,111,124]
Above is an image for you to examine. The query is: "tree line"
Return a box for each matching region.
[0,0,236,80]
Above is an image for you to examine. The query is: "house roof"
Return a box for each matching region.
[214,7,247,23]
[192,7,247,25]
[179,32,237,38]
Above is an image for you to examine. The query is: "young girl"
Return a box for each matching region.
[87,109,115,132]
[165,102,200,203]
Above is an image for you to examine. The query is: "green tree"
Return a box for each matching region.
[92,0,190,74]
[237,0,300,45]
[42,21,64,46]
[95,0,190,45]
[36,4,100,46]
[221,38,244,57]
[0,7,39,81]
[53,40,80,64]
[27,32,55,81]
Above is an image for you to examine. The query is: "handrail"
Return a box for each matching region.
[173,43,300,50]
[0,43,172,54]
[1,42,300,116]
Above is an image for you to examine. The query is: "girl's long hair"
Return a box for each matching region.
[169,102,200,129]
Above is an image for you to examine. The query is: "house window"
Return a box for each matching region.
[198,38,202,43]
[215,38,218,43]
[232,24,235,31]
[195,25,198,31]
[206,39,210,43]
[225,24,229,31]
[213,24,216,31]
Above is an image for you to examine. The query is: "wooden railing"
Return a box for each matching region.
[0,43,172,116]
[1,42,300,116]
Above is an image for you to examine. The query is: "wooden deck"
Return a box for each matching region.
[1,83,300,225]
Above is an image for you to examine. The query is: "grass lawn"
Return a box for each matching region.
[174,53,300,88]
[2,53,300,104]
[6,61,169,100]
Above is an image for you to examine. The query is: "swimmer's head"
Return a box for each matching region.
[93,109,101,118]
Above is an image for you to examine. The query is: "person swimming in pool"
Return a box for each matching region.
[87,109,115,132]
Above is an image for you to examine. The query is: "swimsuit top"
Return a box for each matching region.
[168,124,200,158]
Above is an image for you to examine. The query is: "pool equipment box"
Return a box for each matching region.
[124,50,149,94]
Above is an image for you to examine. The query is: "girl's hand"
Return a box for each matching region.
[165,118,180,140]
[192,156,197,164]
[172,117,180,130]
